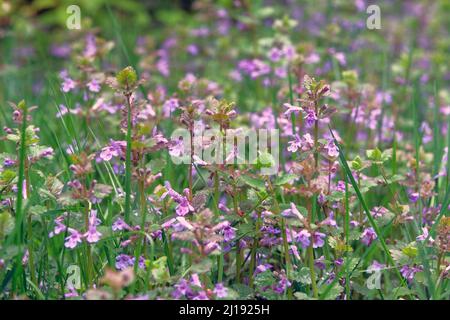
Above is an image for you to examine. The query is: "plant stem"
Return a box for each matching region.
[15,102,28,245]
[188,126,194,202]
[266,177,292,298]
[124,93,133,223]
[307,201,319,298]
[27,214,37,288]
[314,100,319,170]
[84,202,93,288]
[248,211,261,288]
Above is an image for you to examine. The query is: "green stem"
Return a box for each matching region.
[307,202,319,298]
[84,202,93,288]
[248,211,261,288]
[124,93,133,223]
[27,215,37,289]
[14,102,28,245]
[266,177,292,298]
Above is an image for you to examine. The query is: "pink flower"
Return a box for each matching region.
[61,77,76,93]
[84,210,102,243]
[213,283,228,298]
[112,218,131,231]
[169,138,185,157]
[49,215,67,238]
[296,229,311,248]
[304,110,318,127]
[87,79,101,92]
[287,134,302,153]
[325,139,339,158]
[65,228,83,249]
[312,232,326,248]
[361,227,377,246]
[283,103,302,117]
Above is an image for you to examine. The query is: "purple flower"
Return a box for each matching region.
[400,265,423,282]
[273,273,291,294]
[187,44,199,56]
[193,291,209,300]
[312,232,326,248]
[325,139,339,158]
[268,47,283,62]
[409,192,419,203]
[287,134,302,153]
[222,225,236,242]
[162,182,194,216]
[368,260,386,272]
[290,245,301,260]
[56,104,69,118]
[84,210,102,243]
[172,279,192,298]
[115,254,134,270]
[112,218,131,231]
[87,79,101,92]
[64,228,83,249]
[49,215,67,237]
[321,212,337,227]
[65,286,79,298]
[39,147,54,159]
[283,103,302,117]
[85,225,101,243]
[334,258,344,266]
[61,77,76,93]
[300,133,314,151]
[274,66,287,79]
[361,227,377,246]
[162,98,179,117]
[255,263,272,274]
[84,33,97,57]
[176,197,194,216]
[190,273,202,287]
[98,141,124,162]
[370,206,388,218]
[296,229,311,248]
[50,43,71,58]
[3,158,15,167]
[169,137,185,157]
[416,227,434,244]
[314,255,326,270]
[304,110,318,127]
[213,283,228,298]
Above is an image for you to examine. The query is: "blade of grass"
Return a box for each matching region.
[328,125,406,287]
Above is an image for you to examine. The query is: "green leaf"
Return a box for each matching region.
[147,158,166,173]
[254,270,276,288]
[402,246,418,258]
[292,267,311,285]
[239,175,266,191]
[351,156,363,171]
[393,287,414,299]
[191,258,213,274]
[0,211,14,239]
[116,66,137,88]
[256,152,275,169]
[319,282,343,300]
[29,205,47,216]
[366,148,383,162]
[149,256,170,283]
[274,173,297,186]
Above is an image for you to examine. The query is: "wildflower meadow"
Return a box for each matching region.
[0,0,449,302]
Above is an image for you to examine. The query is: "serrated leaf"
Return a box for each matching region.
[191,258,212,274]
[292,267,311,285]
[239,175,266,191]
[274,173,297,186]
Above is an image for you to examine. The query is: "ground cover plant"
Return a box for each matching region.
[0,0,449,300]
